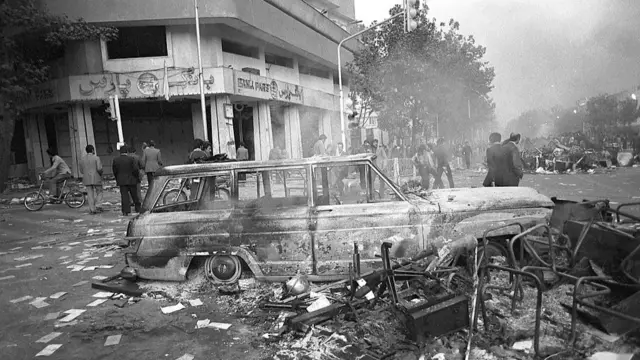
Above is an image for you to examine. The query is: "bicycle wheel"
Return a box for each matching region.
[215,187,230,201]
[64,190,86,208]
[163,189,187,204]
[24,192,46,211]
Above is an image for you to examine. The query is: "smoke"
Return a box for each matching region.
[356,0,640,124]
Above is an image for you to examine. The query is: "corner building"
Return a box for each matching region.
[23,0,357,178]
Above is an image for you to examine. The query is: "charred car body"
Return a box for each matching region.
[121,154,554,283]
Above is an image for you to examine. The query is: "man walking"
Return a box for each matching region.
[412,145,434,190]
[500,133,524,186]
[79,145,103,214]
[433,138,455,189]
[113,146,141,216]
[483,133,503,187]
[462,141,473,169]
[127,145,145,205]
[43,148,72,200]
[142,140,162,185]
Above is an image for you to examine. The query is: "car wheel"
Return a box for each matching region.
[204,255,242,284]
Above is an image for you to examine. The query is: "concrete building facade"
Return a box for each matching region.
[22,0,357,178]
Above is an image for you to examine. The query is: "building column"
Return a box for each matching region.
[191,103,206,141]
[211,95,236,158]
[23,113,49,181]
[284,106,302,159]
[321,111,333,147]
[252,102,273,161]
[68,104,95,178]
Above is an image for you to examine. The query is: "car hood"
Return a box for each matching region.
[409,186,554,212]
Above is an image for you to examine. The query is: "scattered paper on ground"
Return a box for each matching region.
[104,334,122,346]
[36,332,62,344]
[176,355,195,360]
[83,266,97,271]
[14,254,42,261]
[58,309,85,322]
[72,280,88,287]
[307,295,331,312]
[49,292,67,299]
[0,275,16,281]
[92,292,113,298]
[196,319,211,329]
[512,340,533,351]
[92,275,108,281]
[87,299,108,307]
[44,312,60,321]
[10,295,33,303]
[189,299,203,307]
[208,322,232,330]
[15,263,32,268]
[161,303,185,314]
[35,344,63,357]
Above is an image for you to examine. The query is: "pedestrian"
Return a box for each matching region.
[142,140,162,185]
[483,133,503,187]
[79,145,103,214]
[189,139,208,163]
[236,142,249,161]
[42,148,72,201]
[462,141,473,169]
[313,134,327,156]
[433,138,455,189]
[499,133,524,187]
[127,145,145,205]
[112,145,141,216]
[203,141,213,157]
[412,145,434,190]
[336,142,345,156]
[373,139,387,194]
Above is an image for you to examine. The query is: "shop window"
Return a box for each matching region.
[299,65,330,79]
[265,53,294,68]
[222,40,260,59]
[313,164,401,206]
[107,26,168,59]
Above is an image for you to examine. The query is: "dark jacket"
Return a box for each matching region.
[500,142,524,186]
[483,143,503,187]
[112,154,140,186]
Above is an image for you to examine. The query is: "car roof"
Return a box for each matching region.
[154,154,377,177]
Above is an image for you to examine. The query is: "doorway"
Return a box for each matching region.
[232,103,255,160]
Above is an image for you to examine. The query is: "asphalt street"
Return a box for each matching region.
[0,167,639,359]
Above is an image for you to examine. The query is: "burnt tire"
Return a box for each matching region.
[204,255,242,284]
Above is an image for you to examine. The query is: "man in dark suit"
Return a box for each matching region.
[112,145,141,216]
[500,133,524,186]
[483,133,503,187]
[142,140,163,185]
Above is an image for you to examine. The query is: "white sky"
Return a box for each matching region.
[353,0,640,123]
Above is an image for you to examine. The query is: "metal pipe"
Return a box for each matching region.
[337,12,403,149]
[194,0,208,141]
[114,94,124,147]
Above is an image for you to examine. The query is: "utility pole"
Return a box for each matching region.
[194,0,208,141]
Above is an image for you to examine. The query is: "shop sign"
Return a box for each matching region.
[234,72,303,105]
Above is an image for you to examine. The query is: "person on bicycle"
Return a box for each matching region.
[43,148,72,200]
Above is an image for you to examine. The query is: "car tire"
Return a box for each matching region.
[204,255,242,284]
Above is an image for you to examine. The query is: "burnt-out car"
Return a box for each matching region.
[121,154,554,282]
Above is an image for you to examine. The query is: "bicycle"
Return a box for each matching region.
[163,177,230,204]
[24,174,86,211]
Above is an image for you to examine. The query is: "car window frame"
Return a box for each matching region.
[232,165,313,207]
[150,171,232,213]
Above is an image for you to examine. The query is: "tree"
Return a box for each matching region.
[585,94,619,143]
[0,0,116,192]
[347,4,495,146]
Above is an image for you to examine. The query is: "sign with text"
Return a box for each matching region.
[233,71,303,105]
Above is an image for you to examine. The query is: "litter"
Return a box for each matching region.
[92,292,113,298]
[512,340,533,351]
[161,303,186,314]
[83,266,97,271]
[54,321,78,328]
[188,299,203,307]
[69,265,85,272]
[49,292,67,299]
[92,275,108,281]
[68,242,81,246]
[9,247,22,251]
[58,309,86,322]
[72,280,89,287]
[195,319,210,329]
[36,332,62,344]
[35,344,63,357]
[0,275,16,281]
[176,355,195,360]
[10,295,33,303]
[31,299,50,309]
[15,263,32,268]
[98,265,114,269]
[208,322,232,330]
[307,296,331,313]
[104,253,114,258]
[104,334,122,346]
[87,299,108,307]
[44,312,60,321]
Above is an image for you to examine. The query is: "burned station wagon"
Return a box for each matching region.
[121,154,554,283]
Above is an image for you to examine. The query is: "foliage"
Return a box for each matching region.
[346,4,496,145]
[0,0,117,191]
[505,109,553,138]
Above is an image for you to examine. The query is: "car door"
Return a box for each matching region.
[310,162,424,278]
[232,166,314,279]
